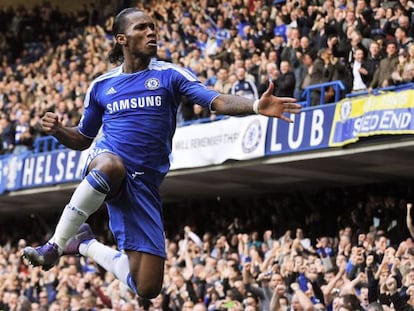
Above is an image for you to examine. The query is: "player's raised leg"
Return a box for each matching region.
[22,153,126,270]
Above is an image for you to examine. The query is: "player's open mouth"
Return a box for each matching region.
[147,40,157,46]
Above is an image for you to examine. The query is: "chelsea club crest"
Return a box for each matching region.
[340,100,351,122]
[145,78,161,90]
[242,119,262,153]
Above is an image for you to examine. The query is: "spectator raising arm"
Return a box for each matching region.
[322,261,346,306]
[290,282,315,311]
[269,284,284,311]
[407,203,414,238]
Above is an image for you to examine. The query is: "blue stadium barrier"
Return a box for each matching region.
[346,90,369,98]
[33,136,65,153]
[346,82,414,98]
[178,114,228,127]
[300,80,346,107]
[297,101,307,109]
[373,82,414,95]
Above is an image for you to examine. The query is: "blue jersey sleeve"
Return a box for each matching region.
[171,67,220,109]
[77,83,104,139]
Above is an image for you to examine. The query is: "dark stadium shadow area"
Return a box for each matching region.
[0,206,113,246]
[2,179,413,247]
[162,179,414,245]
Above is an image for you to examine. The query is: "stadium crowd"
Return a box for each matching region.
[1,0,414,310]
[0,182,414,311]
[1,0,414,154]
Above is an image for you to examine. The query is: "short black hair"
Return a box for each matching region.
[108,7,144,64]
[112,7,143,36]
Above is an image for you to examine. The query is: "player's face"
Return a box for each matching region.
[118,11,157,58]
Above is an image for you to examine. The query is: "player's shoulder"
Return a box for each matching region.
[149,59,198,81]
[149,58,181,71]
[85,66,123,95]
[91,66,123,85]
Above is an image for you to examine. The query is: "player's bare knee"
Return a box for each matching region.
[136,283,162,300]
[94,155,126,180]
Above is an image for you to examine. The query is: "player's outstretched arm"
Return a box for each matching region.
[41,112,93,150]
[211,82,301,123]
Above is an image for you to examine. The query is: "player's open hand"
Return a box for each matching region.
[258,82,301,123]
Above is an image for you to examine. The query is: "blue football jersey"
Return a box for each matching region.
[78,59,220,177]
